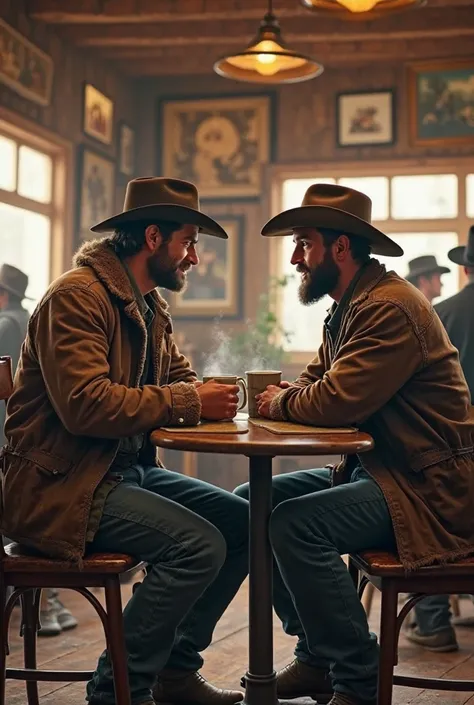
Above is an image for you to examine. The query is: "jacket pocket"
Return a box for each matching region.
[410,446,474,473]
[8,448,72,477]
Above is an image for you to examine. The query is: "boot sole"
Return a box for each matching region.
[406,638,459,653]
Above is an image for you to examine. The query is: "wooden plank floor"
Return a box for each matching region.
[5,582,474,704]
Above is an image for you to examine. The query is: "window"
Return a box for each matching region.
[273,162,472,355]
[0,120,67,312]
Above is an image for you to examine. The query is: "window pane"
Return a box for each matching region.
[0,135,17,192]
[467,175,474,218]
[338,176,388,221]
[0,203,50,311]
[17,145,52,204]
[391,175,457,219]
[282,178,336,210]
[377,232,459,303]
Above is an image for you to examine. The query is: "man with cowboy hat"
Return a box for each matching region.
[406,227,474,652]
[405,254,450,304]
[2,177,248,705]
[235,184,474,705]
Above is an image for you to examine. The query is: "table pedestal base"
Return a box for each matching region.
[244,455,279,705]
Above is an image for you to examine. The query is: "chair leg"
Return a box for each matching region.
[0,577,7,705]
[377,583,398,705]
[21,589,40,705]
[104,577,131,705]
[450,594,460,618]
[348,556,359,589]
[362,583,375,619]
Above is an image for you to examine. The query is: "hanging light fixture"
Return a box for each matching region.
[300,0,426,19]
[214,0,323,84]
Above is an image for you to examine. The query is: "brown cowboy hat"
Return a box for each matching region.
[448,226,474,266]
[90,177,228,239]
[0,263,32,300]
[261,183,403,257]
[405,255,450,283]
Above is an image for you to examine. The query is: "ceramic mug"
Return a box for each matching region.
[202,375,248,411]
[246,370,282,418]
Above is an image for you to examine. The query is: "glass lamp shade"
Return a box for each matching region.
[214,15,323,84]
[300,0,426,18]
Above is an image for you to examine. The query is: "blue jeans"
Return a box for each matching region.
[86,464,249,705]
[235,467,396,703]
[413,595,452,634]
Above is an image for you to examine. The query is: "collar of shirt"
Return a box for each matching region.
[120,258,155,328]
[325,262,368,339]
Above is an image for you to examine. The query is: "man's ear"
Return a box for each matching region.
[144,224,162,252]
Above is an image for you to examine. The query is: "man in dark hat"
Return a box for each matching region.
[0,263,30,445]
[406,227,474,652]
[2,177,247,705]
[235,184,474,705]
[405,254,450,304]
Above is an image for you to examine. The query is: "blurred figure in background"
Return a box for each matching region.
[405,254,450,304]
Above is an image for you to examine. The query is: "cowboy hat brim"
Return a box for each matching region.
[261,205,403,257]
[0,280,34,300]
[406,265,450,283]
[448,245,474,266]
[90,204,228,239]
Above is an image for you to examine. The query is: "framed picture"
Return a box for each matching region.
[408,59,474,146]
[0,18,54,106]
[336,90,395,147]
[83,83,114,145]
[118,122,136,178]
[169,214,244,319]
[159,94,275,199]
[77,146,116,241]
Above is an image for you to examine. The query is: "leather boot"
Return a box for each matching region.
[328,693,376,705]
[275,659,333,702]
[153,670,243,705]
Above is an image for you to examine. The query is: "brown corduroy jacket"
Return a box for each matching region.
[1,238,200,562]
[270,260,474,570]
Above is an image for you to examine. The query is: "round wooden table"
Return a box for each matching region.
[151,421,374,705]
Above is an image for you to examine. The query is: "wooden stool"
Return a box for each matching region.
[349,550,474,705]
[0,355,140,705]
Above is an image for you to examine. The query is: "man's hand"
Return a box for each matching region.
[256,385,283,418]
[194,380,203,388]
[197,381,240,421]
[279,381,293,389]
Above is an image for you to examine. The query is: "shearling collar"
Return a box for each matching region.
[73,236,170,317]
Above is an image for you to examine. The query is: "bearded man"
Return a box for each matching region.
[2,178,247,705]
[235,184,474,705]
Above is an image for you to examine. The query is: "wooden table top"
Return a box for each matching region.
[151,421,374,457]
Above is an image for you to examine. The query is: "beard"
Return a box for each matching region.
[298,248,340,305]
[147,242,188,292]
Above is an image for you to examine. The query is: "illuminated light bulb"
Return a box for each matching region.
[336,0,381,11]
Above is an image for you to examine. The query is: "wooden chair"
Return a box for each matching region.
[0,355,140,705]
[349,550,474,705]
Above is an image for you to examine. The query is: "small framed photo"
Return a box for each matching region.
[77,146,116,241]
[118,122,136,178]
[83,83,114,145]
[408,59,474,146]
[169,214,244,320]
[336,90,395,147]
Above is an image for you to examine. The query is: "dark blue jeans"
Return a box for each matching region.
[235,466,396,703]
[413,595,452,634]
[86,465,249,705]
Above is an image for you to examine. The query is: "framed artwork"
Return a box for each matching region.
[118,122,136,178]
[169,214,244,320]
[408,59,474,146]
[0,18,54,106]
[336,90,395,147]
[77,146,116,241]
[159,94,275,199]
[83,83,114,145]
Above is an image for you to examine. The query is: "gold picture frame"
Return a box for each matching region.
[0,18,54,107]
[160,94,274,199]
[408,59,474,146]
[169,215,244,320]
[83,83,114,145]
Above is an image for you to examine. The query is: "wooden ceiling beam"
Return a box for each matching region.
[27,0,469,24]
[53,7,474,47]
[110,35,474,74]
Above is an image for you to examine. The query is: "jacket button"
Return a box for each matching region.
[52,470,59,475]
[178,417,184,424]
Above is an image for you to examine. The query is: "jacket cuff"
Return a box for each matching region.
[269,389,289,421]
[168,383,201,426]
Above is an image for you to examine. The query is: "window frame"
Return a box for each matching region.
[269,158,474,365]
[0,106,74,284]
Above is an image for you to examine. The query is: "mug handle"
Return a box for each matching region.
[236,377,248,411]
